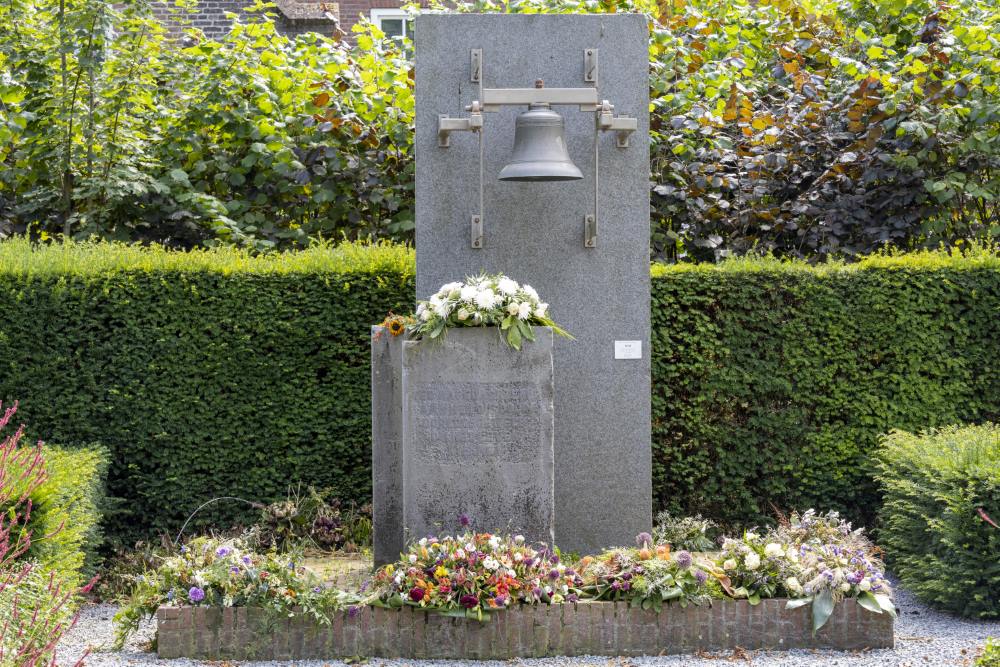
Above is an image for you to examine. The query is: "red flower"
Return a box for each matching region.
[409,586,425,602]
[260,571,269,579]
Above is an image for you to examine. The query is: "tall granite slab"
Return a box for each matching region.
[400,328,555,545]
[415,14,651,552]
[371,326,404,565]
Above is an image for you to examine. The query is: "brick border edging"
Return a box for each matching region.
[157,599,893,660]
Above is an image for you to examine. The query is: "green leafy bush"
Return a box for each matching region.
[25,445,109,584]
[0,240,997,545]
[875,423,1000,619]
[3,0,997,257]
[979,637,1000,667]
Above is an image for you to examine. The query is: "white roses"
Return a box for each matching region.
[744,552,761,570]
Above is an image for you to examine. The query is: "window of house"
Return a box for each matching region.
[371,9,413,41]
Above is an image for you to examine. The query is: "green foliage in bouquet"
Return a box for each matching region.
[652,511,719,552]
[410,274,572,350]
[876,424,1000,619]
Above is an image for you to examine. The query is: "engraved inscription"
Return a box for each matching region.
[410,382,542,463]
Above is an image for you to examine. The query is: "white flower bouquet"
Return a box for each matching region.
[411,273,571,350]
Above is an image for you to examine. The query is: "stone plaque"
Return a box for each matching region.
[415,14,651,552]
[400,327,555,544]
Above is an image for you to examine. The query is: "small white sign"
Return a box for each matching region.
[614,340,642,360]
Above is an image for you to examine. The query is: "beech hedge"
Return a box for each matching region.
[0,240,997,545]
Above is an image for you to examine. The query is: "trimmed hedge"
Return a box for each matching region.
[875,424,1000,619]
[650,249,1000,527]
[0,240,998,545]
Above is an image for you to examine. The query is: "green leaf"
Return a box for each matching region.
[874,593,897,618]
[785,598,812,610]
[812,589,835,632]
[748,592,761,606]
[856,591,883,615]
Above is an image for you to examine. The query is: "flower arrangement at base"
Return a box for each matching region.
[714,510,895,632]
[577,535,717,611]
[370,532,582,620]
[112,537,360,648]
[409,274,571,350]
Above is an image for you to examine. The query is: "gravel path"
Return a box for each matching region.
[60,587,998,667]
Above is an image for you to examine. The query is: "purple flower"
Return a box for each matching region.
[215,546,231,557]
[460,594,479,609]
[313,586,323,593]
[547,569,560,580]
[846,571,863,585]
[694,569,708,585]
[348,605,360,618]
[550,554,560,565]
[188,586,205,603]
[458,513,471,528]
[360,579,371,593]
[180,546,188,554]
[674,550,693,569]
[241,555,252,565]
[167,589,175,602]
[523,557,534,567]
[230,566,240,574]
[611,581,621,591]
[636,532,653,548]
[567,594,579,603]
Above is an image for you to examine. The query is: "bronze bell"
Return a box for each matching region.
[498,102,583,182]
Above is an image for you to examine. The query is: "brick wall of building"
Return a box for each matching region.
[153,0,338,41]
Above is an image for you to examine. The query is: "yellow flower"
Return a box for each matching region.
[434,565,448,578]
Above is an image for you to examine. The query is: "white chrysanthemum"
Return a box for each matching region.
[457,308,470,321]
[434,301,452,318]
[534,302,548,318]
[522,284,539,301]
[440,281,462,293]
[460,285,478,301]
[744,552,761,570]
[475,289,497,309]
[419,308,432,321]
[429,295,442,307]
[497,277,518,295]
[517,302,532,319]
[764,543,784,558]
[483,557,500,571]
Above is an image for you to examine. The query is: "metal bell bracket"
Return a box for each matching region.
[436,49,638,248]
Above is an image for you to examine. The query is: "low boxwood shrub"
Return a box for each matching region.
[27,444,109,584]
[876,424,1000,619]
